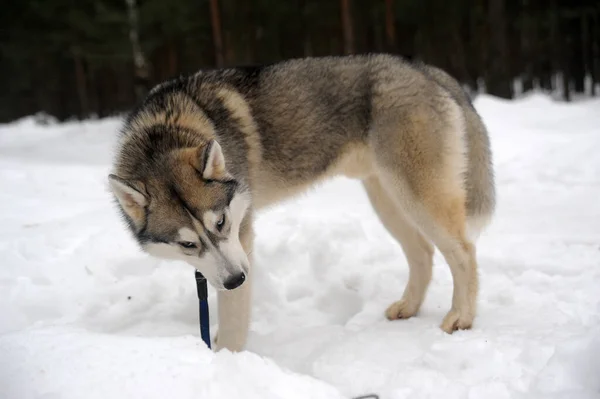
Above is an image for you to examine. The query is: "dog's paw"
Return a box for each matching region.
[212,331,247,352]
[440,308,473,333]
[385,299,419,320]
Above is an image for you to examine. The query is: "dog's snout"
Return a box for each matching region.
[223,273,246,290]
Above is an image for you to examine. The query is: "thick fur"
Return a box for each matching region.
[108,54,495,352]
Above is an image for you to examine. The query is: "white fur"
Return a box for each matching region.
[177,227,198,243]
[203,210,221,231]
[217,191,251,274]
[144,227,201,262]
[186,251,226,289]
[441,90,469,192]
[144,190,252,289]
[145,237,225,289]
[144,242,181,261]
[466,214,493,242]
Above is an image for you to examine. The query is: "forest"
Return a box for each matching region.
[1,0,599,122]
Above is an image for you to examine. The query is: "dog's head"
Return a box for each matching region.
[108,139,251,290]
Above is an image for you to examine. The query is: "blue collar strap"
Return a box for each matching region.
[195,271,211,349]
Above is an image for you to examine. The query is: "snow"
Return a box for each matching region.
[1,92,599,399]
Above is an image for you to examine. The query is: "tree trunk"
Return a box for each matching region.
[169,41,178,78]
[372,3,384,53]
[572,17,585,94]
[560,15,571,101]
[88,66,99,117]
[209,0,225,67]
[464,2,482,93]
[485,0,513,98]
[581,13,591,95]
[365,6,376,53]
[592,13,599,96]
[549,0,560,95]
[72,47,89,119]
[299,0,312,57]
[244,1,256,63]
[57,59,70,121]
[384,0,396,52]
[520,0,534,92]
[450,25,469,86]
[562,43,571,102]
[340,0,354,54]
[125,0,149,102]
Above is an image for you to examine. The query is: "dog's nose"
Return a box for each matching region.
[223,273,246,290]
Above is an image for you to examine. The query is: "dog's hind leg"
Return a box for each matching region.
[375,166,479,333]
[420,197,478,333]
[363,176,434,319]
[370,99,478,333]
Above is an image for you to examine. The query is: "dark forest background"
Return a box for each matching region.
[1,0,599,122]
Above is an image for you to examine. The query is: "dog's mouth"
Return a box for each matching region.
[199,267,248,291]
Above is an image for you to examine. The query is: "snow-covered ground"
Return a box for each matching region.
[1,93,599,399]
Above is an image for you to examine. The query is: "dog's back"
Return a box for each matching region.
[224,55,495,224]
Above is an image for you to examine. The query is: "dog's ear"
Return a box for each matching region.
[108,174,148,226]
[198,139,226,180]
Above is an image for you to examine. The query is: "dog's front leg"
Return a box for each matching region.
[215,215,254,352]
[216,277,251,352]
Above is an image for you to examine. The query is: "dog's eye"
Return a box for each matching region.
[178,241,197,249]
[216,214,226,231]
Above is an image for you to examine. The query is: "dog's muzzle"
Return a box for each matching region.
[223,272,246,290]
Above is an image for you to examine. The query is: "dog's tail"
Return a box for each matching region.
[420,64,496,239]
[463,109,496,240]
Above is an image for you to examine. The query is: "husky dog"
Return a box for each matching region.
[108,54,495,352]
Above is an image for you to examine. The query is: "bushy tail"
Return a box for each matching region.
[419,64,496,239]
[463,109,496,239]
